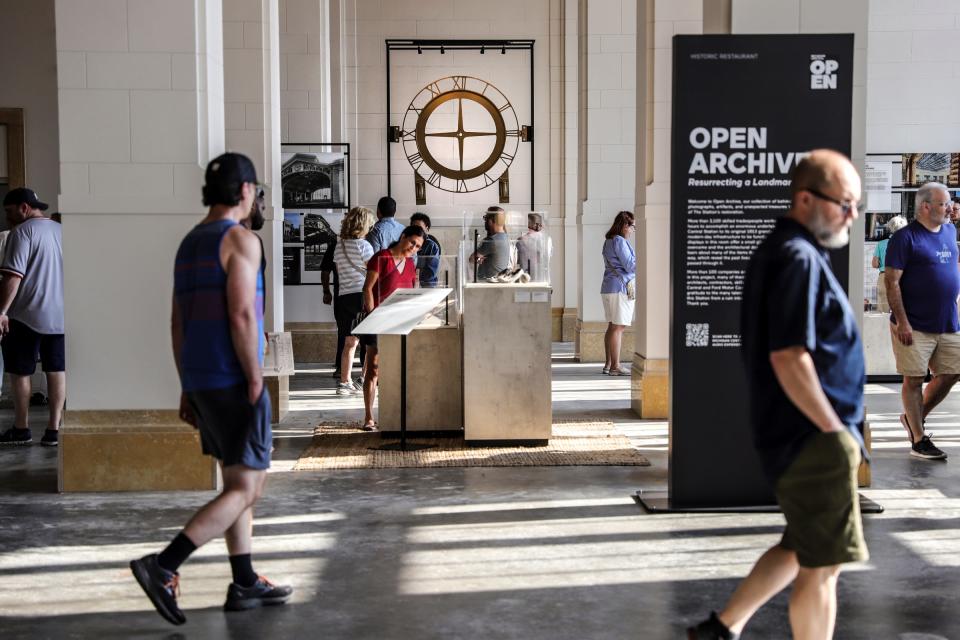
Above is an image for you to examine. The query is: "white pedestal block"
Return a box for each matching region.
[379,323,463,432]
[462,283,552,444]
[863,312,898,378]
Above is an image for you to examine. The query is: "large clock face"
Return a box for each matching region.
[401,75,520,194]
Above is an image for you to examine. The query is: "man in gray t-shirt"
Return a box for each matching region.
[471,207,512,280]
[0,188,65,447]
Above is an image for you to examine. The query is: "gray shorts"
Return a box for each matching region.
[186,383,273,470]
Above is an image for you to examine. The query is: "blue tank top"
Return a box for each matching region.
[174,219,265,392]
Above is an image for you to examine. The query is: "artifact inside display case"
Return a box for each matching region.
[461,208,551,284]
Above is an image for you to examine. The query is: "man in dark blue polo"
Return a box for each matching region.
[689,150,868,640]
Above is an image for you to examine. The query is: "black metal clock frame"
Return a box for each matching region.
[385,38,535,203]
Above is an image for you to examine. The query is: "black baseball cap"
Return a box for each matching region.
[3,187,49,211]
[205,152,257,191]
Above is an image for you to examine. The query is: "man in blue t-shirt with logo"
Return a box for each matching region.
[884,181,957,461]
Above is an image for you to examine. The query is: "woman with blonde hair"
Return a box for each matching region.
[872,214,907,312]
[333,206,376,395]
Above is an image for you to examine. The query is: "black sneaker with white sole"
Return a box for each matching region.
[40,430,58,447]
[0,427,32,446]
[911,434,947,460]
[130,554,186,626]
[224,575,293,611]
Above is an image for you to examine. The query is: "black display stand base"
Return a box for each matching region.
[371,441,435,452]
[634,490,884,514]
[866,374,902,383]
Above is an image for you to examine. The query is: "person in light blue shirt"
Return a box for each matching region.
[365,196,404,254]
[871,214,906,312]
[600,211,636,376]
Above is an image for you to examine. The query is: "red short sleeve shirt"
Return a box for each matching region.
[367,249,416,307]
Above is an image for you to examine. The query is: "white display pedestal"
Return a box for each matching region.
[354,288,453,450]
[379,319,462,433]
[863,312,899,379]
[462,283,552,444]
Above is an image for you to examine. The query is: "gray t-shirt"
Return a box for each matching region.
[477,232,511,279]
[1,218,64,334]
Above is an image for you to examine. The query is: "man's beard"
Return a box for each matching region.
[249,209,265,231]
[809,209,849,249]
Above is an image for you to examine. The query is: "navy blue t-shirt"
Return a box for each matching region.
[741,218,866,482]
[884,220,960,333]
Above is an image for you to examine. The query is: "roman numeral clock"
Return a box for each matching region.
[392,75,530,205]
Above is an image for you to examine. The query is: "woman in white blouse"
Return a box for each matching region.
[332,207,375,396]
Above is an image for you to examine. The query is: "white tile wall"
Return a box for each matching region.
[732,0,800,33]
[60,163,90,195]
[57,52,87,89]
[86,53,172,90]
[128,0,196,52]
[130,90,199,162]
[866,1,960,151]
[171,54,199,90]
[55,0,128,52]
[89,163,175,195]
[58,89,131,163]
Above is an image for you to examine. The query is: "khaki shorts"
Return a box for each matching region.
[889,325,960,377]
[775,430,868,568]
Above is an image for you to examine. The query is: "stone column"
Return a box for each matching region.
[631,0,702,418]
[56,0,225,491]
[560,0,580,342]
[223,0,289,420]
[575,0,637,363]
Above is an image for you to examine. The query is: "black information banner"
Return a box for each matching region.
[669,34,854,508]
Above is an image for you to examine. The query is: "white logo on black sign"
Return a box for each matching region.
[810,54,838,90]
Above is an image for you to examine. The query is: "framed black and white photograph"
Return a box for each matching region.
[281,143,350,210]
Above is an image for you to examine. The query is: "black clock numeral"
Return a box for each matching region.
[499,103,511,112]
[452,76,467,90]
[402,129,416,142]
[407,152,423,169]
[483,173,496,187]
[455,179,468,193]
[480,82,490,95]
[505,129,520,137]
[426,82,442,97]
[501,151,514,163]
[427,172,442,187]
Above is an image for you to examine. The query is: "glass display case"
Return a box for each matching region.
[460,209,552,284]
[415,253,461,327]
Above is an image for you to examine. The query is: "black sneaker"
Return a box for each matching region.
[40,430,58,447]
[911,434,948,460]
[687,611,738,640]
[224,575,293,611]
[0,427,32,446]
[130,554,186,626]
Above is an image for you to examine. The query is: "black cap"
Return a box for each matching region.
[205,152,257,191]
[3,187,49,211]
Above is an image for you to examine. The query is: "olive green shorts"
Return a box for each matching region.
[775,430,869,568]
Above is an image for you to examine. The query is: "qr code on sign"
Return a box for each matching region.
[686,323,709,347]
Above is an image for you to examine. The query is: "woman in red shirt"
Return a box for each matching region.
[359,225,425,430]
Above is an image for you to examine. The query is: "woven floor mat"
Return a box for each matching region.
[293,421,650,470]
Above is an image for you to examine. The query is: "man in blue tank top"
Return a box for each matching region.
[130,153,291,626]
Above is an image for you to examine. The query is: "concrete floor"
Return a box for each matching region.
[1,345,959,639]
